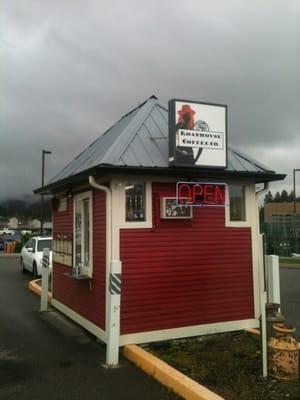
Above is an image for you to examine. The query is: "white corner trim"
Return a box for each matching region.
[225,183,252,227]
[248,184,263,319]
[119,318,259,346]
[51,298,107,343]
[111,180,121,260]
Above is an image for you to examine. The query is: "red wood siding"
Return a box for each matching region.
[53,192,106,330]
[53,197,73,237]
[120,182,254,334]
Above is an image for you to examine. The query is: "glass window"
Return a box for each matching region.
[38,239,52,252]
[31,239,36,252]
[25,239,33,249]
[74,194,92,273]
[229,185,246,221]
[125,182,146,222]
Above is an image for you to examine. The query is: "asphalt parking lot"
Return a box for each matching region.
[0,256,177,400]
[0,256,299,400]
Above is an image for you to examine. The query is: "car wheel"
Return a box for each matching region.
[20,258,26,273]
[32,262,38,279]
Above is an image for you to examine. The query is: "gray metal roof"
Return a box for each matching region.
[48,96,274,185]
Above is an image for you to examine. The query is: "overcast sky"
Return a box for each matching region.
[1,0,299,200]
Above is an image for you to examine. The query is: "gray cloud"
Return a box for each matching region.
[1,0,300,199]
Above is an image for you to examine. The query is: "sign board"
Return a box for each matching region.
[169,99,227,168]
[176,182,228,207]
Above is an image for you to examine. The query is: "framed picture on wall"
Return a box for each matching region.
[160,197,192,219]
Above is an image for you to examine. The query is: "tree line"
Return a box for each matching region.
[0,197,51,220]
[264,189,300,204]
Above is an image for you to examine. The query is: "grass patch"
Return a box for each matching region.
[280,257,300,265]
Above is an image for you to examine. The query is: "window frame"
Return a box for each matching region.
[73,191,93,276]
[119,180,152,229]
[57,197,67,212]
[225,182,251,227]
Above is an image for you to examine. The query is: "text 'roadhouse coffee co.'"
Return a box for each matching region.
[176,182,228,207]
[169,99,227,168]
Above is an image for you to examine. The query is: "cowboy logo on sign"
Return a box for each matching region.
[168,99,227,168]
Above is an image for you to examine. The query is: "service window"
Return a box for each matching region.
[73,191,92,276]
[229,184,246,221]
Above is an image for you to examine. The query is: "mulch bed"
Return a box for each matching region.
[147,331,300,400]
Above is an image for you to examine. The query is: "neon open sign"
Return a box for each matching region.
[176,182,228,207]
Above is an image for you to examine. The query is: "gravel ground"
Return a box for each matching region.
[148,332,300,400]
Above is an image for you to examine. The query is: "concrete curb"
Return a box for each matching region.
[246,328,260,336]
[124,344,224,400]
[28,279,52,302]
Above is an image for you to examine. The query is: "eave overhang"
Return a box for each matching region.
[34,165,286,196]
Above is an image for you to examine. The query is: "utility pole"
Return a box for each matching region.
[293,168,300,254]
[293,169,300,214]
[40,149,51,236]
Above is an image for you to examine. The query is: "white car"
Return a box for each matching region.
[20,236,53,278]
[0,228,15,236]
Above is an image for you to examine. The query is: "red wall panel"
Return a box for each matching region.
[120,182,254,334]
[53,192,106,330]
[53,198,73,238]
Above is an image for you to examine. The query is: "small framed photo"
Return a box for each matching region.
[160,197,192,219]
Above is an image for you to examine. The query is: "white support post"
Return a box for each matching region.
[260,291,268,377]
[258,234,268,377]
[265,255,280,304]
[106,260,122,367]
[40,248,50,312]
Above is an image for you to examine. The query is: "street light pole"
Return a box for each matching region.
[293,169,300,214]
[40,149,52,236]
[292,168,300,254]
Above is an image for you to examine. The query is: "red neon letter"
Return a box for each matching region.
[178,184,192,204]
[215,185,225,205]
[203,185,214,204]
[193,184,203,204]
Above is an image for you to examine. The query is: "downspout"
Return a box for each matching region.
[89,176,120,367]
[256,181,270,197]
[89,176,112,291]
